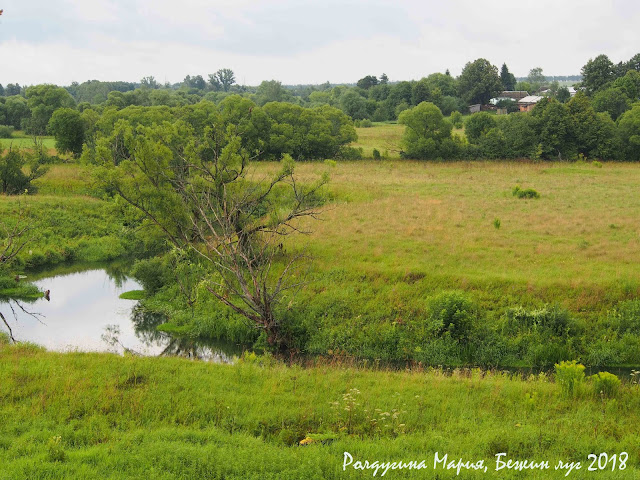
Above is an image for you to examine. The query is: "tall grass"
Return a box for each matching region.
[1,343,639,478]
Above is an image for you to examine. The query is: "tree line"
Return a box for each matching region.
[399,93,640,161]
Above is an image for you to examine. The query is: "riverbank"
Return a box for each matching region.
[1,339,639,479]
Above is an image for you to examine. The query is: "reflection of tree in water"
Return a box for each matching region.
[130,304,244,362]
[103,262,131,289]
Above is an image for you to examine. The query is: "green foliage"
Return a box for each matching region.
[25,84,76,135]
[0,149,48,194]
[581,54,616,95]
[590,371,621,398]
[359,119,373,128]
[449,110,463,128]
[47,436,67,462]
[493,218,501,229]
[504,305,573,336]
[527,67,545,92]
[555,360,585,397]
[48,108,85,156]
[593,87,631,120]
[427,291,476,343]
[500,63,516,91]
[464,112,497,143]
[260,102,357,160]
[371,148,381,160]
[458,58,502,105]
[499,113,540,159]
[398,102,458,159]
[556,86,571,103]
[535,99,576,160]
[131,257,170,295]
[0,125,14,138]
[616,105,640,161]
[2,96,30,130]
[512,185,539,199]
[568,92,621,160]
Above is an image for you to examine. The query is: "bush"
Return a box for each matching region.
[359,119,373,128]
[427,291,476,343]
[465,112,497,143]
[450,111,463,128]
[337,146,363,160]
[0,125,14,138]
[512,185,540,199]
[555,360,585,397]
[590,372,621,398]
[131,256,170,294]
[504,305,572,336]
[372,148,381,160]
[0,149,48,194]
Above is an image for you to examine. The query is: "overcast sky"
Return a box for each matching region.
[0,0,638,87]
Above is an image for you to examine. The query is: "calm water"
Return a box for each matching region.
[1,268,243,362]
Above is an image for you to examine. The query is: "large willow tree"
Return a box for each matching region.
[95,114,327,351]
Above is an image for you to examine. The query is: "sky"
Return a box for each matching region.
[0,0,639,87]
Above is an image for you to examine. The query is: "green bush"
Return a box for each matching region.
[372,148,381,160]
[360,119,373,128]
[450,111,463,128]
[504,305,572,336]
[590,371,621,398]
[338,146,363,160]
[512,185,540,199]
[427,291,476,343]
[131,256,170,294]
[555,360,585,397]
[0,125,14,138]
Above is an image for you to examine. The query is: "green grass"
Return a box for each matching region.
[351,124,404,159]
[1,342,639,479]
[0,194,134,270]
[0,132,56,153]
[119,290,146,300]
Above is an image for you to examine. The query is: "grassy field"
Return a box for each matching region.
[352,123,404,158]
[1,339,639,479]
[0,132,56,154]
[270,159,640,314]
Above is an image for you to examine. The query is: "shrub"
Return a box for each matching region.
[464,112,497,143]
[360,119,373,128]
[493,218,501,229]
[512,185,540,199]
[427,291,476,343]
[590,372,621,398]
[372,148,381,160]
[504,305,572,336]
[450,111,463,128]
[555,360,585,397]
[0,125,14,138]
[338,146,363,160]
[0,149,48,194]
[47,436,66,462]
[131,256,170,294]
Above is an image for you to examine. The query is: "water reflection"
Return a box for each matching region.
[1,267,244,363]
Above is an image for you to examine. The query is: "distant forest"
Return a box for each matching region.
[0,52,639,163]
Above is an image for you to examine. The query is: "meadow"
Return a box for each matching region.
[5,123,640,365]
[3,124,640,477]
[0,131,56,154]
[1,338,639,479]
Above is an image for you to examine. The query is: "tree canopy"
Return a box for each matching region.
[458,58,502,105]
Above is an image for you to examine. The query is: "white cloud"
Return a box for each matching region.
[0,0,638,86]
